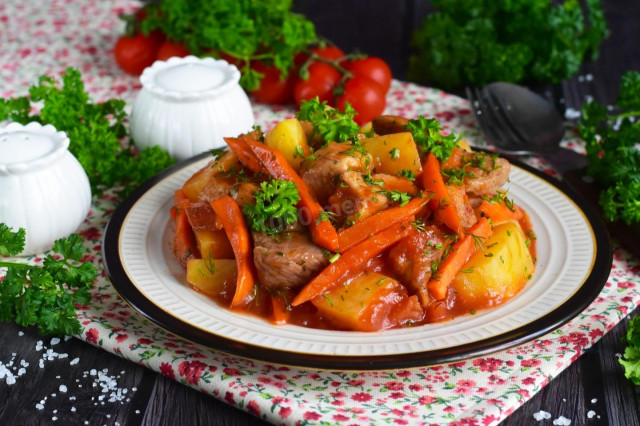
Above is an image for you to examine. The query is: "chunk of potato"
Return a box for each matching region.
[361,132,422,176]
[186,258,237,297]
[264,118,310,170]
[457,138,472,152]
[451,221,535,310]
[194,229,234,259]
[312,271,423,331]
[182,151,237,201]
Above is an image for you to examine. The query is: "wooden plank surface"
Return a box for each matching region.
[1,0,640,425]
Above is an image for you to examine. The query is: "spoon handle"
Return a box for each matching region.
[540,147,588,175]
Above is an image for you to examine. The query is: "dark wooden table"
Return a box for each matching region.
[2,1,640,425]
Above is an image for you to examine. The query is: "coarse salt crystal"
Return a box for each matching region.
[587,410,596,419]
[90,369,97,375]
[50,337,60,346]
[18,331,24,337]
[71,407,76,412]
[553,416,571,425]
[591,398,597,404]
[59,385,67,393]
[35,403,44,410]
[533,411,552,421]
[70,358,79,366]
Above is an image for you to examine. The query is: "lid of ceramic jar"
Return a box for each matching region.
[0,122,70,175]
[140,56,242,101]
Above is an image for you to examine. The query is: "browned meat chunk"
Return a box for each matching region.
[252,225,329,290]
[328,172,418,226]
[299,142,373,205]
[445,151,511,198]
[445,184,477,229]
[372,115,410,135]
[388,225,449,307]
[198,174,258,206]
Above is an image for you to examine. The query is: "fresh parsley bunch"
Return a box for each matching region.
[0,224,98,336]
[296,98,360,143]
[243,179,301,235]
[0,68,174,197]
[409,0,608,89]
[405,116,459,161]
[620,315,640,384]
[579,71,640,225]
[140,0,316,91]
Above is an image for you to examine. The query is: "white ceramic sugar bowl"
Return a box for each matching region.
[130,56,255,161]
[0,122,91,255]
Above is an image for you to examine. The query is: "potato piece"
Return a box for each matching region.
[264,118,310,170]
[451,221,535,310]
[312,271,423,331]
[182,151,237,201]
[186,258,237,297]
[361,132,422,176]
[457,138,472,152]
[194,229,234,259]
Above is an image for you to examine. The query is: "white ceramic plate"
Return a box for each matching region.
[103,153,611,369]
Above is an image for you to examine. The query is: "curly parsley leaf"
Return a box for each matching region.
[405,116,458,161]
[296,98,360,143]
[620,316,640,384]
[243,179,301,235]
[0,225,97,336]
[0,224,26,256]
[579,70,640,225]
[409,0,608,89]
[140,0,316,91]
[0,68,174,197]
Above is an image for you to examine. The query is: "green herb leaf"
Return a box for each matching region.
[0,224,26,256]
[296,98,360,143]
[404,116,458,161]
[243,179,301,235]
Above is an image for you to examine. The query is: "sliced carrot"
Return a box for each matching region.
[224,136,263,173]
[427,217,492,300]
[337,195,430,253]
[210,195,257,308]
[245,138,339,252]
[174,205,198,267]
[292,218,415,307]
[170,189,191,219]
[421,152,462,234]
[271,293,291,325]
[476,199,524,225]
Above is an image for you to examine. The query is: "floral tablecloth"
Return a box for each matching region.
[2,1,640,425]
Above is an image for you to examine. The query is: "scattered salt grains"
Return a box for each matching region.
[59,385,67,393]
[587,410,596,419]
[591,398,598,404]
[18,331,24,337]
[533,411,552,421]
[553,416,571,425]
[71,407,76,412]
[35,403,44,410]
[564,107,581,120]
[50,337,60,346]
[0,353,29,385]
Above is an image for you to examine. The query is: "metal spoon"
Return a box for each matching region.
[468,82,587,173]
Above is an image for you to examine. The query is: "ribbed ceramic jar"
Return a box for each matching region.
[130,56,255,161]
[0,122,91,255]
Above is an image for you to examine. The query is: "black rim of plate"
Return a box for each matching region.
[102,151,613,370]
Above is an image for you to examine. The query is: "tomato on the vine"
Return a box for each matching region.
[293,62,341,106]
[310,46,345,61]
[114,34,161,75]
[250,61,295,104]
[335,75,386,125]
[343,57,392,93]
[156,41,191,61]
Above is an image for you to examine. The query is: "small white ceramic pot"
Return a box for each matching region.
[130,56,255,161]
[0,122,91,255]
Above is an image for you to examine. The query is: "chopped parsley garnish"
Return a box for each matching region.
[243,179,301,235]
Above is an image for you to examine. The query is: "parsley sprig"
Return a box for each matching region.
[139,0,317,91]
[243,179,301,235]
[405,116,459,161]
[0,68,174,197]
[0,224,98,336]
[579,71,640,225]
[296,98,360,143]
[409,0,608,89]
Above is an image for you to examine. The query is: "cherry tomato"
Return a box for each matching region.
[335,75,386,125]
[311,46,346,61]
[114,34,160,75]
[343,57,392,93]
[156,41,191,61]
[250,61,294,104]
[293,62,341,106]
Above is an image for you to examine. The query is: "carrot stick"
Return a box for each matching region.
[421,152,462,234]
[271,293,290,325]
[174,205,198,267]
[245,139,339,252]
[210,195,257,308]
[337,195,430,253]
[170,189,191,219]
[476,199,524,225]
[427,217,492,300]
[224,136,263,173]
[292,218,415,306]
